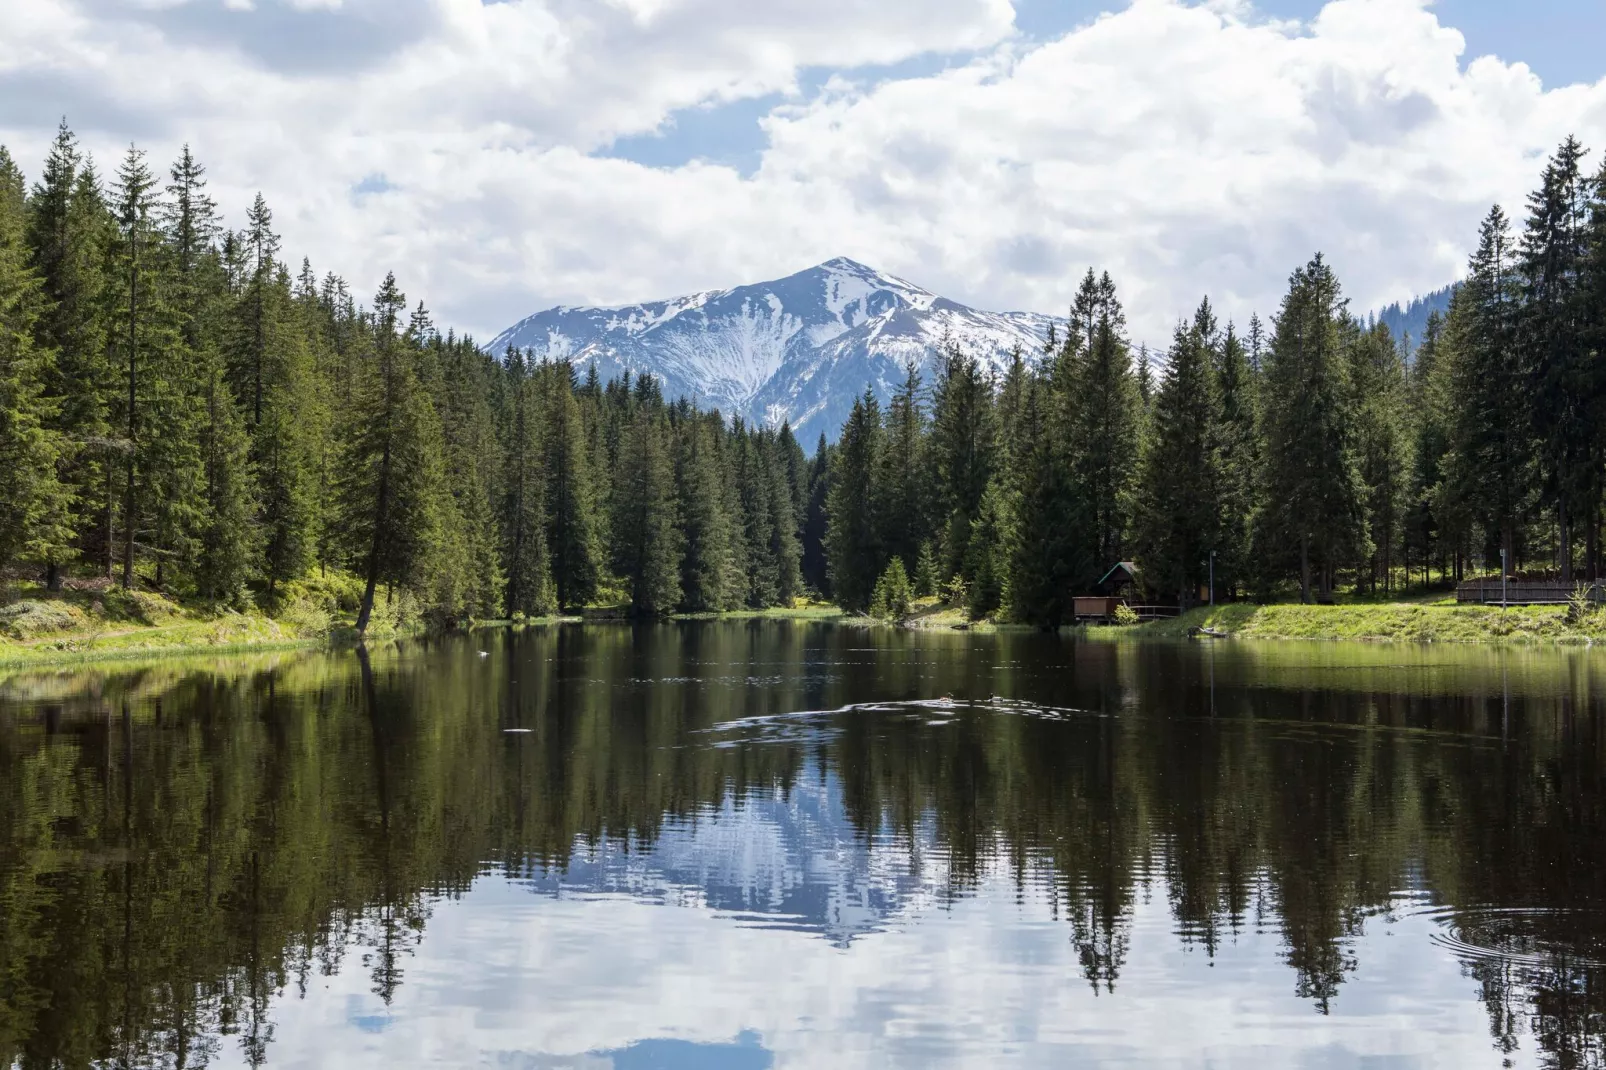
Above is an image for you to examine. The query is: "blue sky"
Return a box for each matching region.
[605,1,1606,177]
[4,0,1604,341]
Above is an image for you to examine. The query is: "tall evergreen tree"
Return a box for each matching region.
[541,360,602,610]
[0,147,74,577]
[27,124,112,584]
[1066,270,1141,574]
[929,346,996,580]
[1134,316,1223,607]
[1520,138,1594,582]
[1440,208,1534,579]
[1257,254,1369,602]
[825,392,884,611]
[500,350,554,618]
[613,405,681,615]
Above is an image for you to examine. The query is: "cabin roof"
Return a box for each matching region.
[1099,562,1140,587]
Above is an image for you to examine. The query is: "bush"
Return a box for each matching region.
[0,600,89,639]
[1112,604,1140,627]
[869,558,915,621]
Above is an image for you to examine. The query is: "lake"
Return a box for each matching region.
[2,623,1605,1068]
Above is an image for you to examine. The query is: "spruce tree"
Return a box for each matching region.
[825,392,884,611]
[1440,209,1534,578]
[1008,374,1082,626]
[929,346,996,580]
[1350,321,1409,594]
[27,124,112,584]
[1520,138,1594,581]
[1257,254,1369,602]
[613,405,681,615]
[1134,317,1223,607]
[500,350,555,618]
[676,412,738,611]
[1066,271,1140,575]
[801,434,831,597]
[0,146,74,576]
[876,360,930,569]
[542,360,602,609]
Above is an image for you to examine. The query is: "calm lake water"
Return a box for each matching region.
[3,623,1606,1069]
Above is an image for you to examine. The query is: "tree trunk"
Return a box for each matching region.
[122,228,138,591]
[1299,534,1311,604]
[354,441,393,636]
[45,561,60,592]
[1560,494,1573,585]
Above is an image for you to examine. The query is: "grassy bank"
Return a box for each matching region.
[1125,600,1606,644]
[0,573,424,667]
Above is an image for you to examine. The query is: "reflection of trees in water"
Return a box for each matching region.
[1,626,1605,1065]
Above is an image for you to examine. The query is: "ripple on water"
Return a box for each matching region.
[1420,904,1606,970]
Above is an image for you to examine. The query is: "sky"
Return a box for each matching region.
[3,0,1605,344]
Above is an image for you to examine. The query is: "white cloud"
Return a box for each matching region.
[1,0,1604,343]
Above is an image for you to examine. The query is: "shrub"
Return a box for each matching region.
[0,600,89,639]
[869,558,915,621]
[1112,604,1140,627]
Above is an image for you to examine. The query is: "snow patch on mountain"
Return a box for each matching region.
[489,258,1058,443]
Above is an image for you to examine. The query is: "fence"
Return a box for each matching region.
[1455,579,1606,606]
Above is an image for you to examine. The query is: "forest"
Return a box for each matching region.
[1,124,1604,630]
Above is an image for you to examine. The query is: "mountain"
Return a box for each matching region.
[1375,284,1457,356]
[488,258,1058,444]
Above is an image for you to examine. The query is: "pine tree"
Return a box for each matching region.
[676,412,738,611]
[342,274,446,633]
[1404,311,1451,586]
[1257,254,1369,602]
[825,392,884,611]
[929,345,995,580]
[27,124,112,585]
[801,434,831,597]
[964,478,1013,619]
[1134,317,1223,607]
[876,360,930,569]
[1350,321,1409,594]
[0,146,74,576]
[613,405,681,615]
[541,360,602,610]
[500,350,555,618]
[1520,138,1594,582]
[1213,321,1259,597]
[1010,371,1083,628]
[1440,209,1534,579]
[1066,270,1140,575]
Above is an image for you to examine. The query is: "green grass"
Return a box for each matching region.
[1122,600,1606,643]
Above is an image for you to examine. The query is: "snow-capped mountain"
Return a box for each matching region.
[488,258,1058,444]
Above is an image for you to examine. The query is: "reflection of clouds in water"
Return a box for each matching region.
[253,873,1495,1069]
[244,760,1507,1069]
[511,767,947,945]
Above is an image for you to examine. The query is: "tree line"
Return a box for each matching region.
[823,136,1606,622]
[0,123,812,629]
[3,126,1604,628]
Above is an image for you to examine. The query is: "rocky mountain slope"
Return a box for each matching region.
[488,258,1057,443]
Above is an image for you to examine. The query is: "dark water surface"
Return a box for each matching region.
[4,623,1606,1068]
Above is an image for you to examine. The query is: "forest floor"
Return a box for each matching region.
[1122,599,1606,644]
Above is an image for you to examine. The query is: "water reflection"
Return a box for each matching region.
[2,626,1606,1067]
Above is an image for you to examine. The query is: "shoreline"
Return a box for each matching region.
[5,599,1605,671]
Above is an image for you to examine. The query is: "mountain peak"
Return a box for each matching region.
[489,263,1060,443]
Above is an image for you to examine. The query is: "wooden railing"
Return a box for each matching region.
[1455,580,1604,606]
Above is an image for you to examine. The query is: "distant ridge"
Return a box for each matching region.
[489,258,1058,444]
[1376,284,1457,353]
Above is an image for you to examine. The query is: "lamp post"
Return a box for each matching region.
[1500,548,1507,609]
